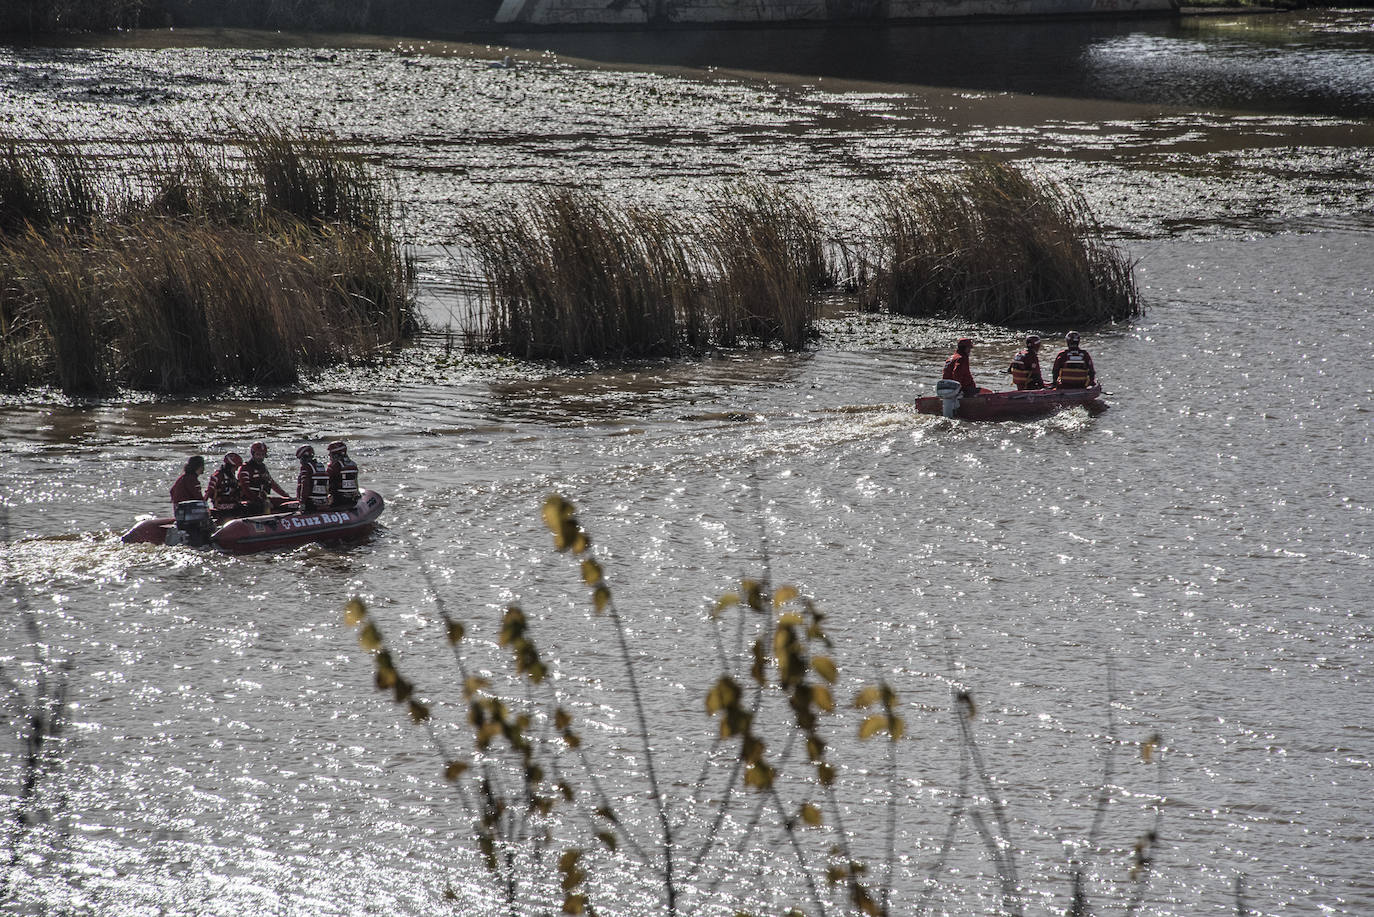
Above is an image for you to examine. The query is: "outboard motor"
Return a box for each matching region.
[172,499,213,548]
[934,379,964,418]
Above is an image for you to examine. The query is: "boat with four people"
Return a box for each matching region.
[121,490,385,554]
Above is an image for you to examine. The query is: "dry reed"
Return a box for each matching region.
[866,159,1139,326]
[461,183,834,361]
[700,180,831,350]
[0,127,416,394]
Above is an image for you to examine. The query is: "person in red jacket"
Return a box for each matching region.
[325,440,361,508]
[1052,331,1097,389]
[237,441,290,513]
[942,337,979,396]
[204,452,244,513]
[294,445,331,512]
[1007,334,1045,390]
[169,455,205,511]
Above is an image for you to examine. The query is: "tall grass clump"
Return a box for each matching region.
[462,184,835,361]
[343,494,1171,917]
[0,141,101,237]
[866,159,1139,326]
[240,123,386,235]
[462,188,700,361]
[0,127,416,395]
[701,181,832,350]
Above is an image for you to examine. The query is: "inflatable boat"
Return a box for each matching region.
[121,490,385,554]
[915,380,1103,421]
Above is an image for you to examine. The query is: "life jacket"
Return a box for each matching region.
[297,459,330,508]
[1057,348,1092,388]
[1008,349,1042,390]
[328,456,360,505]
[206,467,240,508]
[238,459,273,503]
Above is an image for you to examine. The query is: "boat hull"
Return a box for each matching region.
[121,490,384,554]
[915,384,1103,421]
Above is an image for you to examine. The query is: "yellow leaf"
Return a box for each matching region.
[777,611,804,628]
[569,531,589,554]
[542,494,572,533]
[555,708,573,730]
[444,760,468,781]
[890,716,906,741]
[463,675,489,698]
[799,802,822,827]
[812,655,838,684]
[596,830,617,851]
[712,593,740,618]
[592,585,611,614]
[773,585,800,607]
[854,685,881,709]
[1142,732,1163,763]
[562,894,586,915]
[859,714,886,740]
[407,700,430,723]
[811,684,835,712]
[358,622,383,651]
[580,559,603,585]
[446,619,465,644]
[344,598,367,626]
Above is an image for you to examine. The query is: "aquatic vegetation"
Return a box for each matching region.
[0,129,416,395]
[460,166,1133,363]
[700,179,833,350]
[865,159,1140,326]
[344,494,1169,917]
[0,141,101,237]
[461,182,834,361]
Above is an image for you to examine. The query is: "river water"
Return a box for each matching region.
[1,12,1372,917]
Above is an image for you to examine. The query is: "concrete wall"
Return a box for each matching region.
[495,0,1175,25]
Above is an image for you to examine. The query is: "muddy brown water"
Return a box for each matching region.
[1,13,1372,916]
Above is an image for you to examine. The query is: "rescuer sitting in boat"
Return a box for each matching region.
[942,337,984,396]
[169,455,205,511]
[238,441,291,513]
[325,440,361,508]
[1007,334,1046,390]
[1052,331,1096,389]
[205,452,244,513]
[295,445,331,512]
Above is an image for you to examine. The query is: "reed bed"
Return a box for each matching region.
[0,128,416,395]
[462,165,1133,363]
[462,189,701,361]
[462,183,834,361]
[0,141,102,237]
[865,159,1139,325]
[700,180,831,350]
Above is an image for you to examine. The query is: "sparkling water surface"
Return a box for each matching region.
[1,14,1372,916]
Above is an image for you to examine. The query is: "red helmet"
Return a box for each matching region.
[327,440,347,454]
[250,441,267,458]
[296,445,315,460]
[224,452,243,467]
[956,337,973,352]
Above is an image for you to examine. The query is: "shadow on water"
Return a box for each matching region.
[499,9,1374,118]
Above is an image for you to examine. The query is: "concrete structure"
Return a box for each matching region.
[495,0,1177,26]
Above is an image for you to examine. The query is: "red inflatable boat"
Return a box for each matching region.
[121,490,385,554]
[915,381,1104,421]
